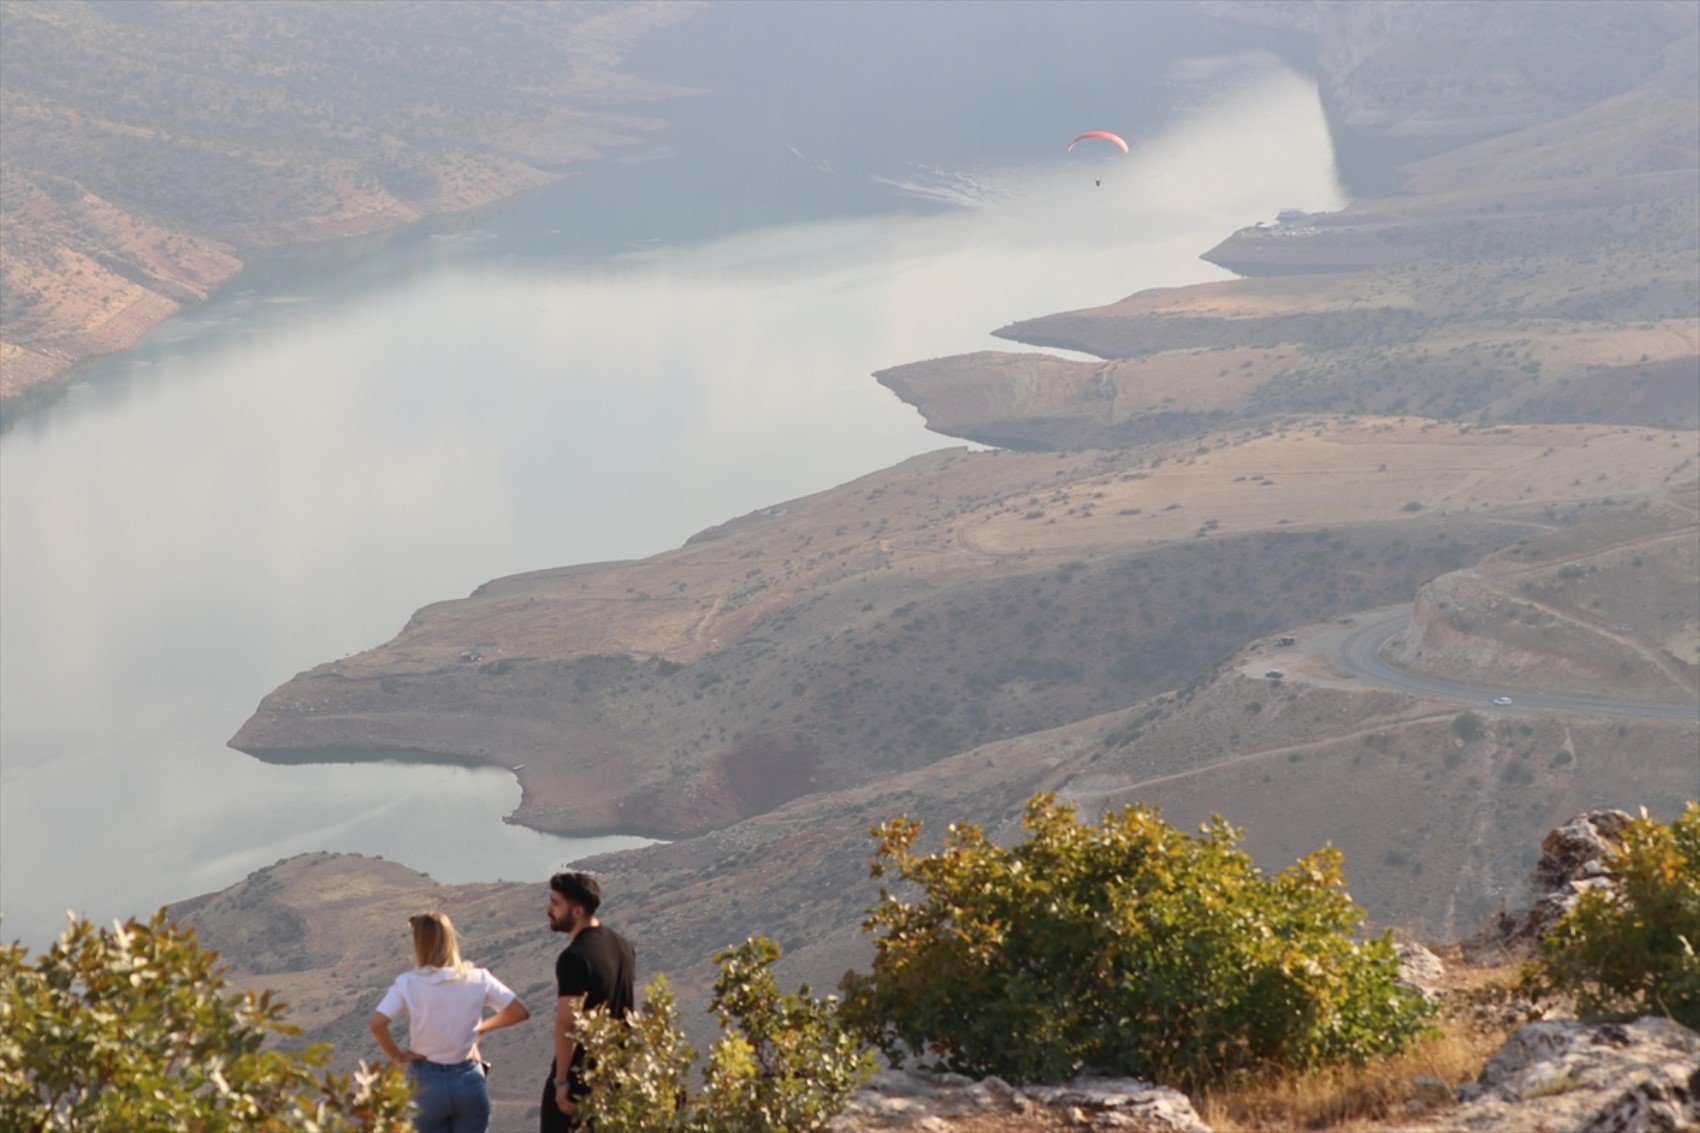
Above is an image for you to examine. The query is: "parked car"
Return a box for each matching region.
[1265,669,1286,680]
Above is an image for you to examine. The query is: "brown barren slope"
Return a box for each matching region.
[230,420,1699,838]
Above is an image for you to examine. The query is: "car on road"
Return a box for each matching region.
[1493,696,1514,706]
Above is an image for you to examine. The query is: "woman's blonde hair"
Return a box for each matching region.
[410,912,467,974]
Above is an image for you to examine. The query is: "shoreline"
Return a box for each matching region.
[0,0,707,426]
[1,170,586,428]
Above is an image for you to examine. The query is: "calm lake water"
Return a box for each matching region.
[0,3,1347,947]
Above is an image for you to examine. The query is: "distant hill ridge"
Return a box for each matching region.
[882,1,1699,450]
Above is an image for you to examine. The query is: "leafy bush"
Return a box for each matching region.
[572,977,694,1132]
[576,937,873,1133]
[839,794,1430,1088]
[0,910,411,1130]
[1527,803,1700,1027]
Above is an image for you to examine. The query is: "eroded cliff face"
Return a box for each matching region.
[1395,571,1627,694]
[1390,502,1700,705]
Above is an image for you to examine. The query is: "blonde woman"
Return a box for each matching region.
[371,912,531,1133]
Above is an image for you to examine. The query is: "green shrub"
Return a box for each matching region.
[573,977,693,1133]
[839,794,1430,1088]
[576,938,873,1133]
[0,910,411,1130]
[1526,803,1700,1027]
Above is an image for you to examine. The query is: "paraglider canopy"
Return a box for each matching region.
[1068,130,1129,154]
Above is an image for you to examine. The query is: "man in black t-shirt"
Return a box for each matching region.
[541,870,636,1132]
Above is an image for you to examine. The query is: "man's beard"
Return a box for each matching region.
[550,910,578,934]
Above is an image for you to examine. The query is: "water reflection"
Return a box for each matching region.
[1,40,1343,947]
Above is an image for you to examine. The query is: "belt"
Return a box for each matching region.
[413,1058,481,1073]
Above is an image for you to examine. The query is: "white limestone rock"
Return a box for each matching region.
[1397,941,1448,1001]
[831,1069,1211,1132]
[1389,1016,1700,1132]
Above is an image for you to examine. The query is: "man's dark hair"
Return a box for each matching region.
[549,871,602,915]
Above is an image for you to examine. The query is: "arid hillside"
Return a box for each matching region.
[0,0,699,405]
[189,474,1700,1121]
[879,15,1699,450]
[1072,648,1697,944]
[1204,0,1696,143]
[231,419,1698,839]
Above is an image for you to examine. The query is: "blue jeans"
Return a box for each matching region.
[408,1059,490,1133]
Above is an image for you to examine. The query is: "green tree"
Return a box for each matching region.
[1527,803,1700,1027]
[839,794,1430,1088]
[0,911,411,1131]
[576,938,874,1133]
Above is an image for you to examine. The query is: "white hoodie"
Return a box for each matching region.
[374,965,516,1064]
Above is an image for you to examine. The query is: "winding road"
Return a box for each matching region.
[1332,607,1700,724]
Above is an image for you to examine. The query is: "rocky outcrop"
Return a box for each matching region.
[833,1018,1700,1133]
[1397,941,1448,1003]
[831,1071,1210,1133]
[1399,1017,1700,1133]
[1501,810,1635,946]
[174,799,1695,1130]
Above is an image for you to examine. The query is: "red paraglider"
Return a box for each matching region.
[1067,130,1130,154]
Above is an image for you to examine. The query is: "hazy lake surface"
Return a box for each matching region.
[1,4,1346,946]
